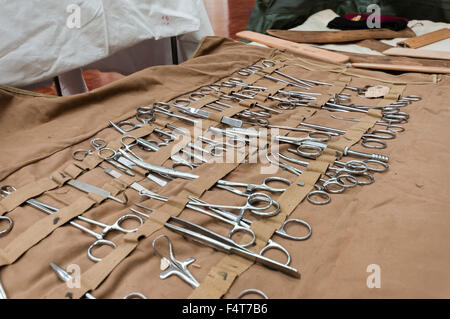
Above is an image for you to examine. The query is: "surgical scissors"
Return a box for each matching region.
[0,186,142,262]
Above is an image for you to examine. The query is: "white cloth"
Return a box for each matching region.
[0,0,214,90]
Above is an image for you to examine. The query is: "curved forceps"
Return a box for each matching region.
[0,189,13,236]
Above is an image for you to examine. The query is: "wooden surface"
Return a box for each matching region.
[398,28,450,48]
[351,62,450,74]
[236,30,350,64]
[383,47,450,61]
[266,28,416,43]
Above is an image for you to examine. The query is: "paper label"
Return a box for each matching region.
[365,85,390,98]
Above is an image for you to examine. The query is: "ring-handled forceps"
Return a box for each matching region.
[264,153,354,205]
[187,192,279,218]
[50,263,147,299]
[72,137,107,161]
[165,216,301,278]
[186,196,312,263]
[138,104,199,126]
[152,234,200,288]
[330,114,406,133]
[172,98,243,128]
[216,177,291,195]
[0,215,13,236]
[72,137,135,176]
[1,186,141,262]
[237,289,268,299]
[190,88,233,111]
[237,65,310,90]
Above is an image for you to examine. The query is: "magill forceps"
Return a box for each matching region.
[152,234,200,288]
[50,263,147,299]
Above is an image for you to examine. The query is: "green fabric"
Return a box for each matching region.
[246,0,450,33]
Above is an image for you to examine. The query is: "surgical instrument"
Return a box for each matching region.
[172,98,243,127]
[118,148,199,180]
[1,186,142,262]
[236,289,269,299]
[50,263,147,299]
[152,234,200,288]
[101,166,168,202]
[65,179,128,204]
[165,216,301,278]
[73,137,135,176]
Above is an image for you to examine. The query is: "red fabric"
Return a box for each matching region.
[344,13,408,22]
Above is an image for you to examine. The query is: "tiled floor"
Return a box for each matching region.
[34,0,256,96]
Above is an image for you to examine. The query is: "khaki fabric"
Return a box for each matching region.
[0,36,449,298]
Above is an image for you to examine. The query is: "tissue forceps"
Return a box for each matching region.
[0,186,142,262]
[165,216,301,278]
[50,263,147,299]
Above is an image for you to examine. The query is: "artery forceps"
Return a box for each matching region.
[50,263,147,299]
[187,195,311,254]
[237,65,310,90]
[72,137,135,176]
[215,177,291,198]
[0,186,142,262]
[172,98,243,127]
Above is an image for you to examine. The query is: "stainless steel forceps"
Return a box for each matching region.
[152,234,200,288]
[165,216,301,278]
[0,186,142,262]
